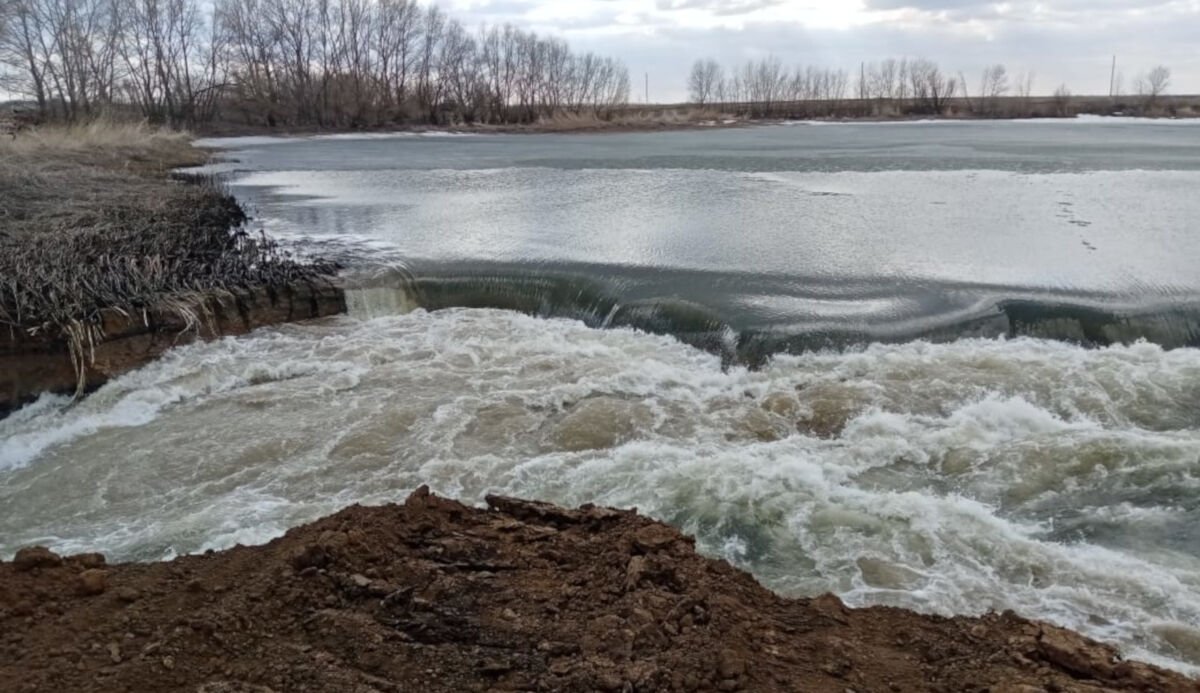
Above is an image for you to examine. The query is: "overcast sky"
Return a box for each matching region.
[445,0,1199,102]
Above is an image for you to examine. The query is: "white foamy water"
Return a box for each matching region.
[2,308,1199,675]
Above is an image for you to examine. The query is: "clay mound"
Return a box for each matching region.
[0,488,1195,692]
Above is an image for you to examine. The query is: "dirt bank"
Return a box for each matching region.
[0,283,345,415]
[1,488,1193,692]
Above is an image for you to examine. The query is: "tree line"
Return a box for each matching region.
[0,0,632,128]
[688,57,1175,117]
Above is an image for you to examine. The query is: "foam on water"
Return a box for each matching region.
[0,337,369,472]
[1,309,1199,675]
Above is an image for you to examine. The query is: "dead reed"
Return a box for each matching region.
[530,107,727,132]
[0,122,336,392]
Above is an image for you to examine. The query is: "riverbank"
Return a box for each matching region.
[195,107,741,137]
[189,107,1200,140]
[0,488,1193,692]
[0,123,343,414]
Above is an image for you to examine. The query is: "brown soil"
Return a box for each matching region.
[0,283,346,416]
[1,488,1195,692]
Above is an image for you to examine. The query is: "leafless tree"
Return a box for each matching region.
[979,64,1008,115]
[686,57,720,105]
[1,0,630,127]
[868,58,898,100]
[1013,69,1034,113]
[895,58,910,101]
[909,58,955,115]
[0,0,121,119]
[1052,83,1072,117]
[116,0,225,126]
[979,64,1008,99]
[1135,65,1170,111]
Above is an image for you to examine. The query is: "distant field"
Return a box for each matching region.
[615,94,1200,122]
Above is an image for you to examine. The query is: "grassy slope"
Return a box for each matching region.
[0,122,334,374]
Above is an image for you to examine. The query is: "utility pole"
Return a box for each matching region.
[1110,55,1117,98]
[860,62,866,100]
[645,73,649,104]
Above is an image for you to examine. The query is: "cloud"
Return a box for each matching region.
[655,0,784,15]
[449,0,1199,102]
[864,0,1188,22]
[864,0,991,9]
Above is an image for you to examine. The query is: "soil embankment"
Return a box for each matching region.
[1,488,1194,692]
[0,283,345,413]
[0,124,343,414]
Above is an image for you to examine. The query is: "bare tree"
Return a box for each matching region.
[0,0,121,119]
[909,58,955,115]
[1014,69,1034,114]
[979,63,1008,115]
[895,57,909,101]
[1052,84,1072,117]
[115,0,226,126]
[0,0,11,64]
[956,71,972,113]
[1135,65,1170,111]
[0,0,626,130]
[686,57,720,105]
[868,58,898,100]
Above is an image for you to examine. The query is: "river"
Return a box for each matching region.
[3,118,1200,675]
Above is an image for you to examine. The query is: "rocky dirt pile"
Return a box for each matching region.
[1,488,1195,692]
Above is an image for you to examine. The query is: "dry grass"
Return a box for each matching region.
[0,120,208,174]
[0,120,336,392]
[531,107,729,132]
[0,122,209,239]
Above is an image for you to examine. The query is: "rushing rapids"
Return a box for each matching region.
[3,306,1200,675]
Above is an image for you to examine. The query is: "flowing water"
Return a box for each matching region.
[4,119,1200,674]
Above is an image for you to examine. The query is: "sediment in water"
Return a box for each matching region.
[0,488,1194,692]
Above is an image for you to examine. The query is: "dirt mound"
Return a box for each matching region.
[1,488,1195,692]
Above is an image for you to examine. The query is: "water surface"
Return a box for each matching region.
[200,119,1200,356]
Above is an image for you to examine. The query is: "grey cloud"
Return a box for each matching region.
[654,0,783,16]
[562,10,1197,102]
[864,0,992,9]
[865,0,1182,15]
[450,1,1197,102]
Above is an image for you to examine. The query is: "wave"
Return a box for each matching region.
[343,266,1200,368]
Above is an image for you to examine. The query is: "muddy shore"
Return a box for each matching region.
[1,488,1194,692]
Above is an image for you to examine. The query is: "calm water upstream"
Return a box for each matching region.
[3,119,1200,674]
